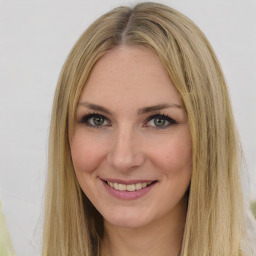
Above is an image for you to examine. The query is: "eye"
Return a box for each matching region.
[80,113,110,127]
[146,114,177,128]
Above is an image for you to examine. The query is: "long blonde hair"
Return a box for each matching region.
[43,2,252,255]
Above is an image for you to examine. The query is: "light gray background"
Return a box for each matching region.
[0,0,255,255]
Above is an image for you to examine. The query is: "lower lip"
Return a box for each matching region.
[102,180,157,200]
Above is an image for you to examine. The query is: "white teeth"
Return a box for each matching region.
[142,182,147,188]
[119,184,126,191]
[135,183,142,190]
[107,181,153,191]
[127,184,135,192]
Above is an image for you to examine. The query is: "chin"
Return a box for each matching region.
[106,218,149,229]
[102,209,155,229]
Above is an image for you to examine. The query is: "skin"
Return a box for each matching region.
[69,46,192,256]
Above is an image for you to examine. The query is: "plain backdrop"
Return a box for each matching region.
[0,0,255,255]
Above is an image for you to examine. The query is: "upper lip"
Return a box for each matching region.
[101,178,157,185]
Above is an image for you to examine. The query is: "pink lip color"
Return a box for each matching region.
[102,178,155,185]
[101,180,157,200]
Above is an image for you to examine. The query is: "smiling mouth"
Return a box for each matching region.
[104,181,157,192]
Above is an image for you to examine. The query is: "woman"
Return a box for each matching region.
[42,2,255,255]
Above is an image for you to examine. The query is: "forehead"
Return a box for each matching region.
[79,46,182,107]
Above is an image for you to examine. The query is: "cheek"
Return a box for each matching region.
[70,130,107,175]
[150,130,192,177]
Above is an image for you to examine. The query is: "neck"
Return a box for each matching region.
[100,197,187,256]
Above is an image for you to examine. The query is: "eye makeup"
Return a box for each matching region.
[80,113,111,128]
[79,111,178,129]
[144,113,178,129]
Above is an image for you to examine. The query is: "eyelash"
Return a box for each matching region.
[144,113,178,128]
[80,112,178,129]
[80,113,110,128]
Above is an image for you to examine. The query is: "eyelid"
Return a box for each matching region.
[79,112,177,129]
[80,113,111,127]
[144,113,178,128]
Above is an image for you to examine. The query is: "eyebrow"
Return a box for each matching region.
[78,102,184,115]
[138,103,183,114]
[78,102,112,114]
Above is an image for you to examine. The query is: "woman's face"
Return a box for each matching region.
[70,46,192,228]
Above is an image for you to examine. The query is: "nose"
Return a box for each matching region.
[107,126,145,171]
